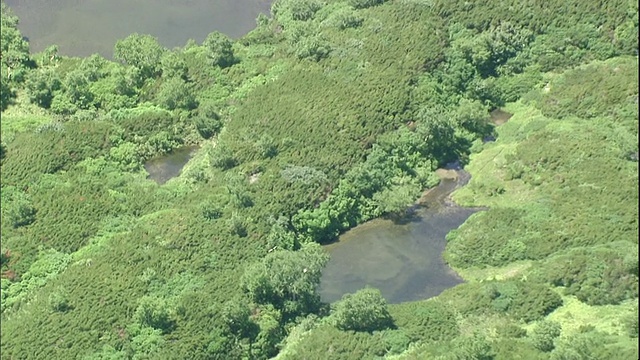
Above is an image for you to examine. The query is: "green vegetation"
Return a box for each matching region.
[1,0,637,359]
[331,287,393,332]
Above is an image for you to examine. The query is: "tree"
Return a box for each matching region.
[211,145,237,170]
[203,32,234,68]
[160,51,188,80]
[227,212,248,237]
[272,0,323,22]
[225,172,253,208]
[266,216,298,251]
[623,307,639,338]
[1,3,31,83]
[0,76,13,111]
[331,287,394,332]
[108,142,142,172]
[325,7,364,30]
[48,287,71,312]
[221,300,257,339]
[62,70,95,110]
[90,66,137,111]
[155,77,196,110]
[24,68,61,108]
[348,0,386,10]
[193,101,223,139]
[449,333,495,360]
[373,184,419,218]
[38,45,59,67]
[530,320,561,352]
[293,35,331,61]
[114,33,166,78]
[1,186,36,228]
[133,296,175,333]
[254,134,278,159]
[200,198,223,220]
[241,243,329,318]
[251,304,283,359]
[129,326,166,359]
[1,3,31,109]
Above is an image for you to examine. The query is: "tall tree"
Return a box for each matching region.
[331,287,394,332]
[203,31,234,68]
[114,33,166,78]
[1,3,31,110]
[241,243,329,318]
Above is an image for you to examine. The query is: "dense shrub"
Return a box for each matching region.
[533,243,639,305]
[389,300,459,342]
[331,287,394,332]
[439,280,562,322]
[538,57,639,121]
[1,121,113,184]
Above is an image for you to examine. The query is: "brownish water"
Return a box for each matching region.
[5,0,271,57]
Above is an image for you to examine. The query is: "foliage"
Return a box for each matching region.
[532,243,639,305]
[538,57,639,122]
[133,296,175,332]
[1,3,31,107]
[0,0,637,358]
[348,0,386,10]
[1,120,114,185]
[530,320,562,352]
[331,287,393,332]
[154,77,196,111]
[0,185,36,228]
[24,68,62,108]
[438,280,563,323]
[192,101,222,139]
[114,33,166,78]
[203,32,235,68]
[272,0,325,22]
[389,299,460,342]
[241,243,329,319]
[623,306,639,338]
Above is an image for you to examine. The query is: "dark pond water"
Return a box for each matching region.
[5,0,271,57]
[144,146,198,185]
[319,168,483,304]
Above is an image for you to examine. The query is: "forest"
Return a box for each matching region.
[0,0,638,359]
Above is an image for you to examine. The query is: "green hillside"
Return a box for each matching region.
[1,0,637,359]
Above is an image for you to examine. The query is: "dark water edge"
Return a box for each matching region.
[5,0,272,58]
[144,145,198,185]
[319,167,485,304]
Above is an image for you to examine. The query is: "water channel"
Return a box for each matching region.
[5,0,271,57]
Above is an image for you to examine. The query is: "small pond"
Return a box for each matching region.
[319,167,483,304]
[144,145,198,185]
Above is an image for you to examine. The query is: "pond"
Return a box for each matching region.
[144,145,198,185]
[5,0,271,57]
[319,167,483,304]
